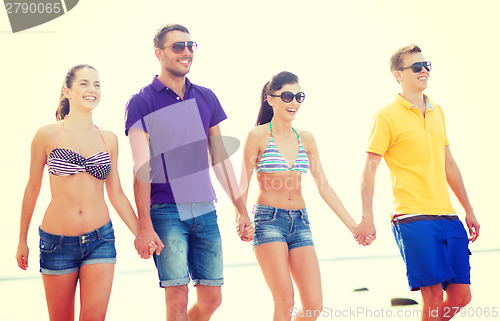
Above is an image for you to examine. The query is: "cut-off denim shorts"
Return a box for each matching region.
[150,202,223,288]
[252,204,314,250]
[39,220,117,275]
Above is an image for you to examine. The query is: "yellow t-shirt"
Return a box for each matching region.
[367,94,455,216]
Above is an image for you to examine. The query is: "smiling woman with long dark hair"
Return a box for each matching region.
[238,71,372,321]
[15,64,156,321]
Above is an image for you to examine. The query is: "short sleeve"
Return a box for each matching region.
[367,112,392,156]
[208,90,227,128]
[125,95,149,136]
[438,104,450,146]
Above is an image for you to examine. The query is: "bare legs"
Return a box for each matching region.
[42,272,79,321]
[164,285,222,321]
[420,283,471,321]
[188,285,222,321]
[254,243,323,321]
[255,242,294,321]
[442,284,472,321]
[289,246,323,320]
[79,263,115,321]
[42,263,114,321]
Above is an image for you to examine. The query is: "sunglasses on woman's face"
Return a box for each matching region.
[397,61,432,73]
[165,41,197,54]
[269,91,305,103]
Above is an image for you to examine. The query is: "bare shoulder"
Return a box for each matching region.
[97,128,118,143]
[247,124,269,141]
[96,128,118,152]
[36,122,59,135]
[33,122,61,144]
[296,129,316,144]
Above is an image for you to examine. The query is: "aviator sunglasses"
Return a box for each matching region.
[165,41,198,54]
[269,91,306,103]
[397,61,432,73]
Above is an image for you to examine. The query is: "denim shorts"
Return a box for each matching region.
[392,215,471,291]
[252,204,314,250]
[39,220,117,275]
[150,202,223,288]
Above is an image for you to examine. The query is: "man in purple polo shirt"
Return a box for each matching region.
[124,24,252,321]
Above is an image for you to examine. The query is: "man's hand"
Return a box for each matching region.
[354,218,376,246]
[236,213,254,242]
[465,211,480,242]
[134,226,164,259]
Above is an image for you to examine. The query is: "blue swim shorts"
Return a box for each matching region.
[252,204,314,250]
[392,214,471,291]
[150,202,223,288]
[39,220,117,275]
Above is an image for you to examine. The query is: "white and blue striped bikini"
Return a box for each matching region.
[256,122,310,174]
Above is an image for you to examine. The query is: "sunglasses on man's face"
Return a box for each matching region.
[166,41,197,54]
[269,91,305,103]
[397,61,432,73]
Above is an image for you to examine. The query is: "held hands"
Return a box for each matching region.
[16,242,29,270]
[236,213,254,242]
[361,234,376,246]
[134,227,164,259]
[354,219,377,247]
[148,242,158,257]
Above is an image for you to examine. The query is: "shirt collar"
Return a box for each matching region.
[424,95,434,110]
[152,76,193,93]
[395,93,434,111]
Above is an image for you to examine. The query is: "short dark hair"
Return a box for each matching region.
[389,44,421,72]
[153,24,190,48]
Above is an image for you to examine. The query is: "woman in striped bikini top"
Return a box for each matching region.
[256,122,310,174]
[47,120,111,180]
[238,71,364,321]
[16,64,156,321]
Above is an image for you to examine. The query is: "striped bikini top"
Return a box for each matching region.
[256,123,310,174]
[47,121,111,180]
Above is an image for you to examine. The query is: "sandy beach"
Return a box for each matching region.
[2,1,500,320]
[1,249,497,321]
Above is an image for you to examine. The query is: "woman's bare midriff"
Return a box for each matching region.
[41,174,111,236]
[255,170,306,210]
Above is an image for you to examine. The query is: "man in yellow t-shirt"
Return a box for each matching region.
[355,44,480,321]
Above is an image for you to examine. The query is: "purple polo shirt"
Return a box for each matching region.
[125,76,227,205]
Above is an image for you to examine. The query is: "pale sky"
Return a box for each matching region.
[1,0,499,279]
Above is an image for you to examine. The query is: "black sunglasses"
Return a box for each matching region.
[165,41,197,54]
[269,91,305,103]
[397,61,432,73]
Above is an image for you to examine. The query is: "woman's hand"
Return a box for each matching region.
[148,241,158,258]
[236,213,255,242]
[16,242,29,270]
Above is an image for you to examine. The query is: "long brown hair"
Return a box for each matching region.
[55,64,97,121]
[255,71,299,126]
